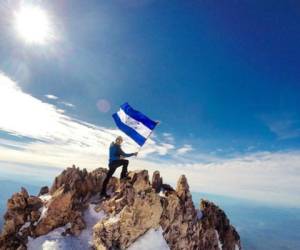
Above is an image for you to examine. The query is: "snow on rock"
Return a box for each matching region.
[215,230,223,250]
[20,222,31,231]
[27,204,106,250]
[159,191,165,197]
[42,241,63,250]
[39,194,52,202]
[27,226,69,250]
[36,206,48,225]
[1,168,241,250]
[128,227,170,250]
[34,195,52,226]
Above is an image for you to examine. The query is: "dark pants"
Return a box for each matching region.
[101,159,129,195]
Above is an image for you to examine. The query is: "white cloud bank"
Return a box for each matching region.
[0,72,300,207]
[0,72,176,167]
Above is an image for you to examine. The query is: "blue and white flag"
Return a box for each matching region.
[112,103,158,146]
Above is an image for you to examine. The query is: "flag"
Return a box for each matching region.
[112,102,158,146]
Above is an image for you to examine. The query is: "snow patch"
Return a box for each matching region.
[27,204,106,250]
[20,222,31,231]
[128,227,170,250]
[28,226,68,250]
[39,194,52,202]
[159,191,165,197]
[78,204,106,246]
[215,230,223,250]
[19,221,31,235]
[40,240,64,250]
[36,206,48,224]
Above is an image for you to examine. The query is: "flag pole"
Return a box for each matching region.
[136,121,160,156]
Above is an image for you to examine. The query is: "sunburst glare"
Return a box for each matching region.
[14,5,53,45]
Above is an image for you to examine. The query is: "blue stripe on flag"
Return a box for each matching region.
[112,113,146,146]
[120,103,157,130]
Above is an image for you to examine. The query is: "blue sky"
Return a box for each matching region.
[0,0,300,206]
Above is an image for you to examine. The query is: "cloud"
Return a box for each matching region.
[45,94,58,100]
[269,120,300,139]
[262,114,300,140]
[59,101,75,108]
[162,133,174,143]
[45,94,75,108]
[176,144,193,155]
[140,150,300,208]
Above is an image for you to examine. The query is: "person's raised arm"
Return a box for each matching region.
[119,147,137,158]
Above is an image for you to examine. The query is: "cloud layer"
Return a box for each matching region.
[0,72,177,167]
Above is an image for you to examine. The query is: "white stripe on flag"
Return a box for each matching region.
[117,108,152,139]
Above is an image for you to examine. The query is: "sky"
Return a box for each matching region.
[0,0,300,207]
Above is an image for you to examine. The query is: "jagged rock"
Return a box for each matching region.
[38,186,49,196]
[0,167,241,250]
[27,196,43,210]
[98,182,135,215]
[160,175,200,250]
[34,186,74,236]
[0,187,35,249]
[162,183,175,192]
[7,192,27,210]
[199,200,241,250]
[30,210,41,222]
[152,170,163,193]
[105,177,120,196]
[128,170,151,193]
[50,165,108,199]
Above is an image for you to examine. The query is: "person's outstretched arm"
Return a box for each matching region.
[119,147,137,158]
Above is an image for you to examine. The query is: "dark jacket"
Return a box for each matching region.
[109,142,134,163]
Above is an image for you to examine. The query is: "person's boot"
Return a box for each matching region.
[120,172,130,181]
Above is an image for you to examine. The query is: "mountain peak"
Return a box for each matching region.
[0,166,241,250]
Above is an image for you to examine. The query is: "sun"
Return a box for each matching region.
[14,5,53,45]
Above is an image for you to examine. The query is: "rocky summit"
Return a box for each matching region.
[0,165,241,250]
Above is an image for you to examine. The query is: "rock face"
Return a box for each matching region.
[0,166,241,250]
[0,187,43,249]
[160,175,200,250]
[93,170,164,250]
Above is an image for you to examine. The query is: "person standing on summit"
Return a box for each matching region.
[101,136,138,198]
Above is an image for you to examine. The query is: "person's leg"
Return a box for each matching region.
[120,159,129,179]
[101,164,117,196]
